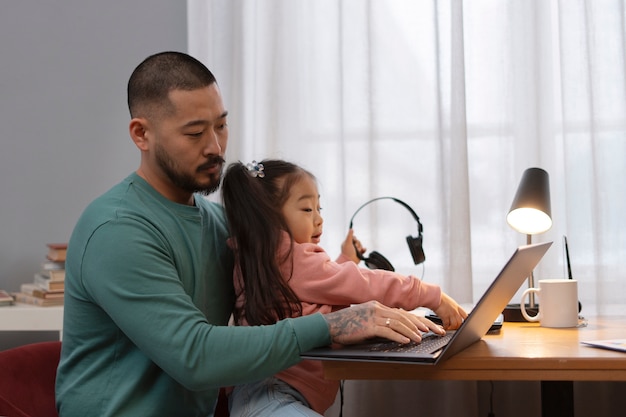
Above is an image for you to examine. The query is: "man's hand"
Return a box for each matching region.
[323,301,441,345]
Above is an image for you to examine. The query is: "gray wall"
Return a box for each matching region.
[0,1,187,348]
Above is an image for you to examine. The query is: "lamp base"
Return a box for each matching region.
[502,303,539,322]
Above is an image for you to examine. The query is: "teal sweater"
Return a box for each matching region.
[55,173,330,417]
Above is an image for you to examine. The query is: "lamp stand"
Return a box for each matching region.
[503,234,539,322]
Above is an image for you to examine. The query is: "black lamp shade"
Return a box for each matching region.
[507,167,552,235]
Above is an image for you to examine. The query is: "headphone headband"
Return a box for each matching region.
[348,196,425,270]
[348,196,423,236]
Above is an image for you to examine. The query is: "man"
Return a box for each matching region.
[55,51,443,417]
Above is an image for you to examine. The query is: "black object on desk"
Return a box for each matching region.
[564,235,583,313]
[502,304,539,322]
[426,313,504,333]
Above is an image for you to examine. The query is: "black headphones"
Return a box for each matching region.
[348,197,425,271]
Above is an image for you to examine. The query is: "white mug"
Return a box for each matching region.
[520,279,578,328]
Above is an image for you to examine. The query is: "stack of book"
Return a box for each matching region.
[0,290,14,306]
[13,243,67,307]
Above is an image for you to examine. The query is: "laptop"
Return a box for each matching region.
[302,241,552,364]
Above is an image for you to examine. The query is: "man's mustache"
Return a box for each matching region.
[197,156,226,171]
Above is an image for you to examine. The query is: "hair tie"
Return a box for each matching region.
[245,160,265,178]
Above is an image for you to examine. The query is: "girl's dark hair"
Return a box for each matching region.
[221,159,314,325]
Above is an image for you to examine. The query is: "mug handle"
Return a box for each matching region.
[520,288,540,322]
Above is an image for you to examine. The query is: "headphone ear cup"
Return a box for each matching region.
[364,251,395,272]
[406,235,426,265]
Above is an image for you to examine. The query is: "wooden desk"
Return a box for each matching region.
[322,317,626,417]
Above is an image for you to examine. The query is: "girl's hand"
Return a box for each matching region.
[341,229,366,263]
[433,292,468,330]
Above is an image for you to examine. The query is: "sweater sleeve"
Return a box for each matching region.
[287,242,441,311]
[335,253,353,264]
[75,219,330,390]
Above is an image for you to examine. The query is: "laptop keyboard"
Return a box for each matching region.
[367,331,455,354]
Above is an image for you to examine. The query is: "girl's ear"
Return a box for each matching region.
[129,118,150,151]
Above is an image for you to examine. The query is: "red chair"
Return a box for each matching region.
[0,341,229,417]
[0,341,61,417]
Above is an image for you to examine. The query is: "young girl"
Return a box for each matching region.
[221,159,467,417]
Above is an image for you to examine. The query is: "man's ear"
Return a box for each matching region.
[129,118,150,151]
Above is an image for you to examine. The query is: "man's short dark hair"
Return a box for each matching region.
[127,51,217,118]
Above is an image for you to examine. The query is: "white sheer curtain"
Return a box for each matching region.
[188,1,626,416]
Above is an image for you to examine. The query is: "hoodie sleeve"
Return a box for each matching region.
[286,241,441,311]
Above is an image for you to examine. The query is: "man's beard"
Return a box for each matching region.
[155,143,224,196]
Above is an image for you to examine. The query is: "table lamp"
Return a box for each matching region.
[503,167,552,322]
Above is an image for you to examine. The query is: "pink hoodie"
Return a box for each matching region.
[232,232,442,413]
